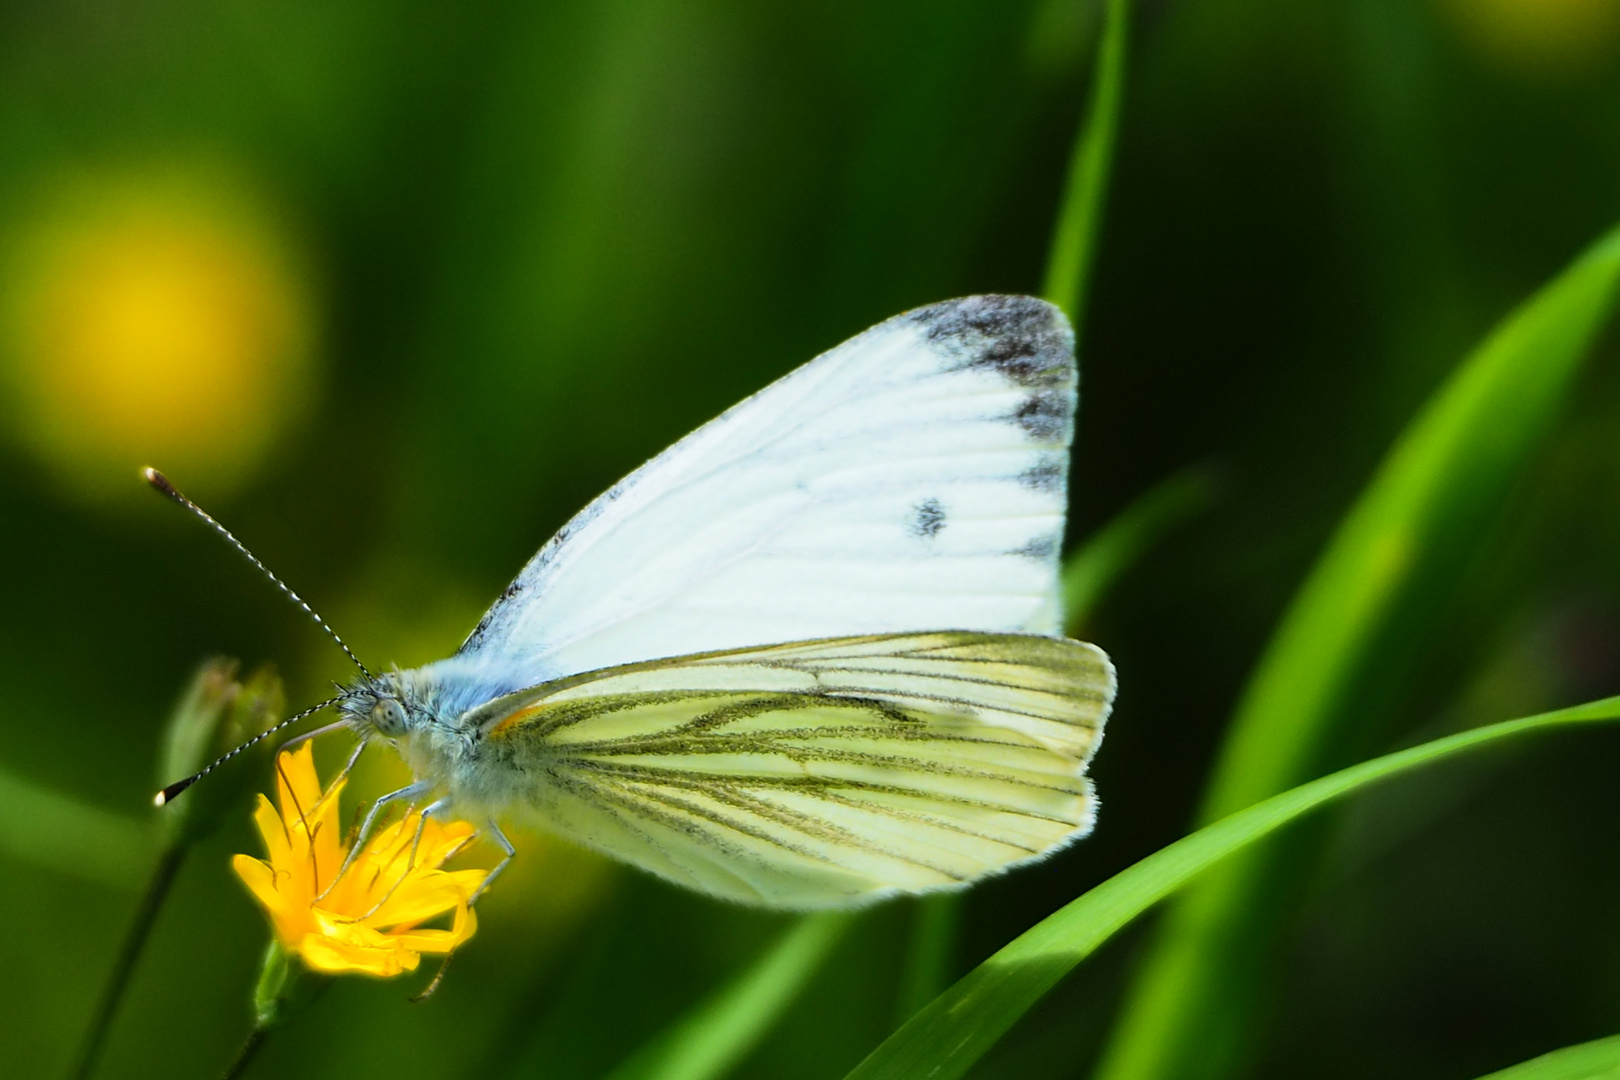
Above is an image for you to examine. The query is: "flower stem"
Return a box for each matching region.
[220,1026,268,1080]
[68,843,187,1080]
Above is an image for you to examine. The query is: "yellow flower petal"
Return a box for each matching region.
[391,904,477,955]
[274,744,322,825]
[308,781,347,894]
[419,822,478,868]
[234,746,495,979]
[299,932,418,977]
[250,794,293,870]
[231,855,285,915]
[367,873,473,927]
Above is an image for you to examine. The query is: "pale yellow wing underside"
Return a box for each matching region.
[483,632,1115,908]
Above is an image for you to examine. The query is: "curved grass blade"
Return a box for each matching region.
[1091,220,1620,1080]
[841,695,1620,1080]
[605,912,853,1080]
[1041,0,1129,338]
[1471,1034,1620,1080]
[1202,219,1620,823]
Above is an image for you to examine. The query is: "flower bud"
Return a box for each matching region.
[157,658,285,846]
[251,939,328,1032]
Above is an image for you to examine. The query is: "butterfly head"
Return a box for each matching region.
[338,674,420,740]
[368,695,408,736]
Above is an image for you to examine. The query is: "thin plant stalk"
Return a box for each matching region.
[69,660,283,1080]
[226,940,328,1080]
[67,845,187,1080]
[221,1028,268,1080]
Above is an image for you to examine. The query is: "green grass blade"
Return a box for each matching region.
[1202,222,1620,824]
[0,763,152,889]
[842,696,1620,1080]
[1041,0,1129,339]
[893,894,962,1027]
[605,912,854,1080]
[1063,464,1220,634]
[1472,1035,1620,1080]
[1091,220,1620,1080]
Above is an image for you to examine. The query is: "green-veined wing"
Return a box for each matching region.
[477,632,1114,908]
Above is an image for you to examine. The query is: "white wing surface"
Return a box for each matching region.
[479,632,1114,908]
[459,296,1077,686]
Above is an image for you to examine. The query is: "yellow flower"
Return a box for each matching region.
[232,744,487,977]
[0,165,317,504]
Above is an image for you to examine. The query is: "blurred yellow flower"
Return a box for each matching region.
[0,164,316,502]
[232,745,487,978]
[1438,0,1620,76]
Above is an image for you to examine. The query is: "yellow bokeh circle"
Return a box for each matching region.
[1437,0,1620,76]
[0,166,317,503]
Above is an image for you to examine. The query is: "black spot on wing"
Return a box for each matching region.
[1012,533,1061,560]
[908,295,1075,389]
[1013,390,1073,442]
[1019,455,1067,493]
[910,498,947,538]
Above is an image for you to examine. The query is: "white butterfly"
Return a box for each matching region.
[158,295,1116,909]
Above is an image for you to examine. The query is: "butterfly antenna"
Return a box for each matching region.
[143,467,373,680]
[154,695,344,806]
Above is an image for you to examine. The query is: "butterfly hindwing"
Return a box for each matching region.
[456,296,1078,685]
[478,632,1114,908]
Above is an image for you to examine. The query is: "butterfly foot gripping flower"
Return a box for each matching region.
[232,744,488,978]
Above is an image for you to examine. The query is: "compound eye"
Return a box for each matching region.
[370,698,407,736]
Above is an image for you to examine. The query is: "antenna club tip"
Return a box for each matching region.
[142,467,180,498]
[155,776,195,806]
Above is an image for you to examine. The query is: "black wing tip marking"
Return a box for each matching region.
[906,295,1076,389]
[458,298,1075,659]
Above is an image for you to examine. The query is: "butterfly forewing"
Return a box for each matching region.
[456,296,1078,687]
[482,632,1114,907]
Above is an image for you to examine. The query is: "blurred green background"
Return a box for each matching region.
[5,0,1620,1078]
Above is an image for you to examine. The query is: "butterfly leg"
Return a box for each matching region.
[311,739,367,816]
[403,796,454,873]
[470,820,516,905]
[319,779,434,900]
[350,795,453,920]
